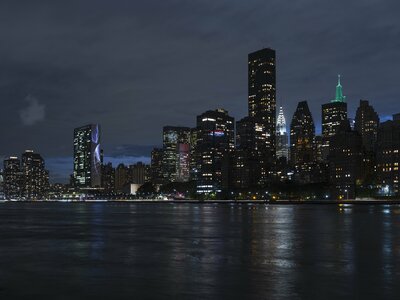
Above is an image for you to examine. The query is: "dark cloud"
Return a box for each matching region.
[1,0,400,181]
[19,95,46,126]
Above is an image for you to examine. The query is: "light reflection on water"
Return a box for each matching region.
[0,203,400,299]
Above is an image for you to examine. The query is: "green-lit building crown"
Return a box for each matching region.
[332,75,346,103]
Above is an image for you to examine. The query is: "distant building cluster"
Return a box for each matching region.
[1,48,399,200]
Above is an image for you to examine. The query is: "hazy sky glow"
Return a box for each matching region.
[1,0,400,182]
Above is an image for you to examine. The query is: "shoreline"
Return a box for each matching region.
[1,199,400,205]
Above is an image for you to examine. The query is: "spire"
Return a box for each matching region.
[332,74,346,103]
[276,106,287,135]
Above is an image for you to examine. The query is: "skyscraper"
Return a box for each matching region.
[248,48,276,130]
[162,126,191,183]
[21,150,49,199]
[73,124,102,188]
[276,106,289,160]
[245,48,277,184]
[290,101,316,183]
[322,75,348,160]
[355,100,380,152]
[195,109,234,195]
[329,121,363,199]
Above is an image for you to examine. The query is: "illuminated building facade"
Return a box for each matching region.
[248,48,276,175]
[73,124,102,188]
[21,150,49,199]
[322,75,348,160]
[176,143,190,182]
[162,126,191,183]
[376,117,400,196]
[290,101,316,183]
[3,157,23,199]
[195,109,234,195]
[276,106,289,160]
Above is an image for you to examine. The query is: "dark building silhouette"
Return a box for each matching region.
[329,121,363,199]
[322,76,348,160]
[376,116,400,196]
[150,148,164,185]
[73,124,102,188]
[21,150,49,199]
[355,100,379,152]
[101,162,115,194]
[129,162,148,185]
[162,126,191,183]
[3,157,23,199]
[114,163,129,193]
[234,117,259,189]
[290,101,316,183]
[195,109,234,195]
[355,100,380,184]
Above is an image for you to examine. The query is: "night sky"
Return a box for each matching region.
[1,0,400,182]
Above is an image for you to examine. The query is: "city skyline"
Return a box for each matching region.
[1,0,400,183]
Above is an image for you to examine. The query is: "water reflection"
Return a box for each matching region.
[1,203,400,299]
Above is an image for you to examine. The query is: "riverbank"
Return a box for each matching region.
[1,199,400,205]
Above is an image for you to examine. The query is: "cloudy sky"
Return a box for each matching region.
[1,0,400,182]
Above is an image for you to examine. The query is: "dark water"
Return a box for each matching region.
[1,203,400,299]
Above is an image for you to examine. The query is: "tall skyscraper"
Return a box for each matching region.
[276,106,289,160]
[355,100,380,152]
[73,124,102,188]
[21,150,49,199]
[322,75,348,160]
[248,48,276,129]
[290,101,316,183]
[240,48,277,186]
[195,109,234,195]
[162,126,191,183]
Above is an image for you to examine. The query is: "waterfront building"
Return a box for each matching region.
[21,150,49,199]
[150,148,164,185]
[114,163,129,193]
[195,109,234,195]
[101,162,115,194]
[162,126,191,183]
[129,162,148,185]
[376,116,400,196]
[3,157,23,199]
[73,124,102,188]
[321,76,348,160]
[276,106,289,160]
[328,121,363,199]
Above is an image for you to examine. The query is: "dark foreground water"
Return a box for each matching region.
[1,203,400,299]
